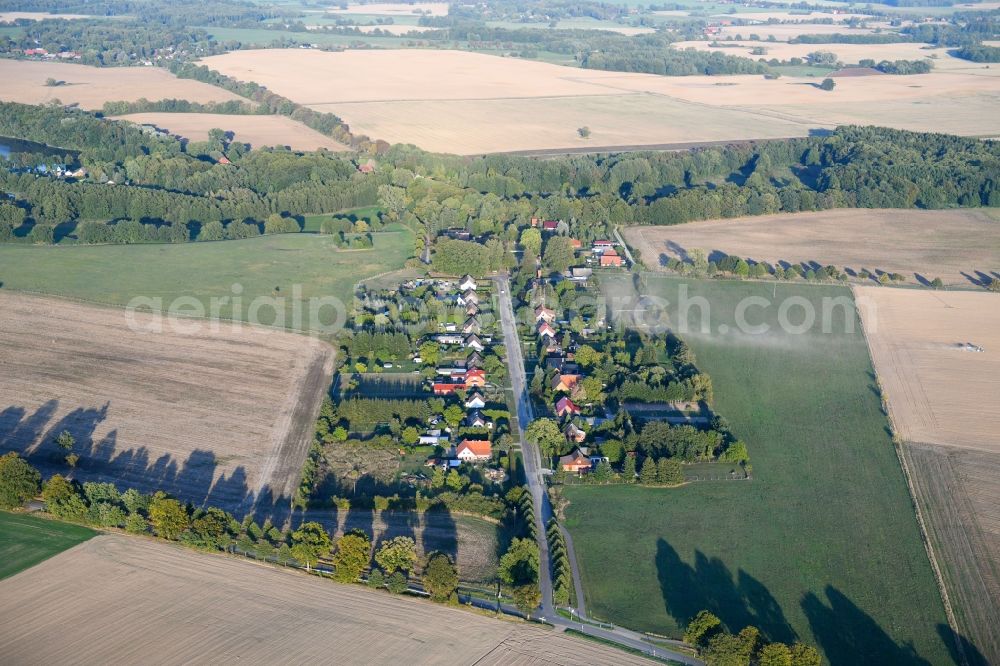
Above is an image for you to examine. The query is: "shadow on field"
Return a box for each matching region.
[802,586,933,665]
[655,539,795,644]
[937,624,989,666]
[0,400,296,525]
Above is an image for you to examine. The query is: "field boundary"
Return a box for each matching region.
[852,287,965,664]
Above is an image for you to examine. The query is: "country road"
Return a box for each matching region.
[494,274,703,666]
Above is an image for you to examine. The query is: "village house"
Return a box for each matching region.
[462,317,481,335]
[600,249,623,267]
[465,391,487,409]
[458,274,478,291]
[457,289,479,306]
[466,351,484,368]
[555,396,581,417]
[464,368,487,388]
[455,439,492,463]
[565,423,587,444]
[464,333,485,351]
[551,374,581,393]
[534,305,556,323]
[433,382,465,396]
[542,220,560,232]
[592,240,615,252]
[465,302,479,317]
[538,322,556,339]
[465,410,490,429]
[545,357,580,374]
[559,448,592,474]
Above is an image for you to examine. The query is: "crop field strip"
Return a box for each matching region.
[0,534,656,665]
[0,292,335,515]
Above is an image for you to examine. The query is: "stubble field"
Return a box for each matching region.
[0,292,335,516]
[0,60,243,109]
[855,286,1000,665]
[111,112,350,151]
[200,48,1000,154]
[625,208,1000,287]
[0,534,656,665]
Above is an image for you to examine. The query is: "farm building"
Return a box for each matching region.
[433,382,465,396]
[455,439,492,462]
[560,449,592,474]
[436,334,463,345]
[419,430,449,445]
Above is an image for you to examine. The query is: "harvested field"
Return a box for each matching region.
[904,443,1000,665]
[0,534,656,665]
[0,60,242,110]
[0,292,336,517]
[855,286,1000,452]
[200,48,1000,153]
[111,112,350,151]
[330,2,449,16]
[625,208,1000,287]
[717,22,878,41]
[0,11,92,21]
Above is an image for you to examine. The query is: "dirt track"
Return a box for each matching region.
[0,292,335,516]
[0,534,655,665]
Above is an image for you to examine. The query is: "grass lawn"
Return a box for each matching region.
[564,276,954,665]
[200,26,417,48]
[0,226,414,332]
[0,512,96,580]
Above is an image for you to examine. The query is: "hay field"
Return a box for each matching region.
[626,209,1000,287]
[0,292,335,515]
[0,60,242,110]
[0,534,655,665]
[855,287,1000,453]
[200,48,1000,153]
[111,112,350,151]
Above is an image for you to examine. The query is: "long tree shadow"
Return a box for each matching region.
[656,539,796,643]
[801,586,931,665]
[937,623,989,666]
[1,401,295,521]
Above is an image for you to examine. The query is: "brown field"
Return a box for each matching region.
[0,292,335,516]
[200,48,1000,153]
[0,11,93,21]
[717,22,877,41]
[856,288,1000,665]
[855,286,1000,453]
[0,534,655,665]
[329,2,449,16]
[674,40,996,74]
[0,60,242,110]
[625,209,1000,287]
[111,112,350,151]
[903,443,1000,665]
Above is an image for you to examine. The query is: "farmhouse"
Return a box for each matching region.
[459,274,478,291]
[455,439,492,462]
[560,449,592,474]
[555,396,581,417]
[551,374,581,393]
[600,250,623,267]
[465,392,487,409]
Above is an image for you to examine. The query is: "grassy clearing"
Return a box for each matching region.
[200,26,417,47]
[0,227,413,332]
[302,205,383,232]
[563,276,953,665]
[0,512,96,580]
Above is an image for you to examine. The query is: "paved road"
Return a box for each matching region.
[494,275,702,666]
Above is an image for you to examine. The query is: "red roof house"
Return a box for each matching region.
[555,397,580,417]
[559,448,592,473]
[455,439,492,462]
[433,383,465,395]
[600,250,623,267]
